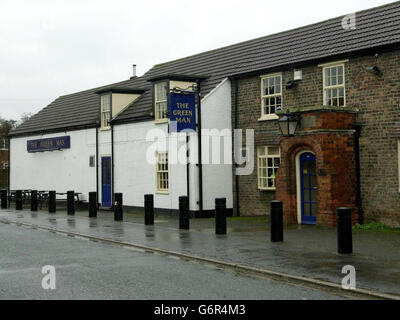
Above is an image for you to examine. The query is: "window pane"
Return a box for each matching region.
[275,77,281,93]
[325,69,330,86]
[276,96,282,109]
[325,89,331,106]
[263,79,268,95]
[156,82,167,101]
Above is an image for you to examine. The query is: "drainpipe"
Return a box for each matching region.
[96,124,99,208]
[197,80,204,217]
[7,136,10,191]
[186,134,190,203]
[111,124,115,210]
[233,78,240,217]
[354,124,363,225]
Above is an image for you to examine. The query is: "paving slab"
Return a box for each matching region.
[0,208,399,297]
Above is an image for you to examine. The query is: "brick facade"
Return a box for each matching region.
[275,109,358,226]
[233,48,400,227]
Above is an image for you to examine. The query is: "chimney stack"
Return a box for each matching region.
[131,64,137,78]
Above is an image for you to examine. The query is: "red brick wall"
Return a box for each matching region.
[276,111,358,226]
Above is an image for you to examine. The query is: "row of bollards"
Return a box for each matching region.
[269,201,353,254]
[0,188,352,254]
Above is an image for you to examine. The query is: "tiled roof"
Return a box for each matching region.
[11,1,400,134]
[10,77,148,136]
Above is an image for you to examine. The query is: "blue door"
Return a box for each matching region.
[102,157,112,207]
[300,153,317,225]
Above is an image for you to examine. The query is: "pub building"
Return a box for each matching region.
[8,2,400,226]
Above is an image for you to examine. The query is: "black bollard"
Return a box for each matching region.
[48,191,56,213]
[89,192,97,218]
[114,193,123,221]
[270,200,283,242]
[337,207,353,254]
[215,198,227,235]
[16,190,23,210]
[1,190,7,209]
[67,191,75,215]
[144,194,154,225]
[31,190,38,212]
[179,196,190,230]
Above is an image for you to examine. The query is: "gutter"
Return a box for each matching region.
[229,76,240,217]
[111,124,115,210]
[96,124,99,208]
[197,80,204,217]
[7,136,10,191]
[234,79,240,217]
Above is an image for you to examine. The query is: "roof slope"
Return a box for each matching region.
[10,77,148,136]
[115,1,400,122]
[11,1,400,134]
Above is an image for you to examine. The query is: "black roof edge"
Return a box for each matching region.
[111,115,154,125]
[9,123,100,139]
[228,42,400,80]
[95,88,147,95]
[147,73,209,83]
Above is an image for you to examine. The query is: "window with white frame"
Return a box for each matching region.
[261,74,282,118]
[101,94,111,130]
[258,146,281,190]
[155,82,168,122]
[323,64,345,107]
[156,151,169,192]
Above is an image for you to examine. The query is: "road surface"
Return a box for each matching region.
[0,222,345,300]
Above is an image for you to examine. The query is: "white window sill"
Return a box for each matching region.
[259,188,276,192]
[258,114,279,122]
[156,190,169,195]
[155,119,169,124]
[100,127,111,131]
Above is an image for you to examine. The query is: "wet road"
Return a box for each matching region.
[0,223,345,300]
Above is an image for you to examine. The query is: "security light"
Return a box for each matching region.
[366,66,381,74]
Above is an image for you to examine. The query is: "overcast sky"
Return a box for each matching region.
[0,0,395,120]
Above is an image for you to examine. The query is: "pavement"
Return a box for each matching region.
[0,222,345,300]
[0,206,399,298]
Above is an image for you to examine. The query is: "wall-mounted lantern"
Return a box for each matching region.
[278,110,299,137]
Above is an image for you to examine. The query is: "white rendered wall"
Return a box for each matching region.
[112,78,233,212]
[113,121,190,210]
[10,129,97,202]
[201,78,233,210]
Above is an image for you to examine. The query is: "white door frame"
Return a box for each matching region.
[295,150,315,225]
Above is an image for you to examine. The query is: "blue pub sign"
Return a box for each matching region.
[169,92,196,132]
[27,136,71,153]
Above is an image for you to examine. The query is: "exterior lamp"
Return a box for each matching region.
[278,110,299,137]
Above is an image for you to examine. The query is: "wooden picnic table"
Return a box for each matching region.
[7,190,82,209]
